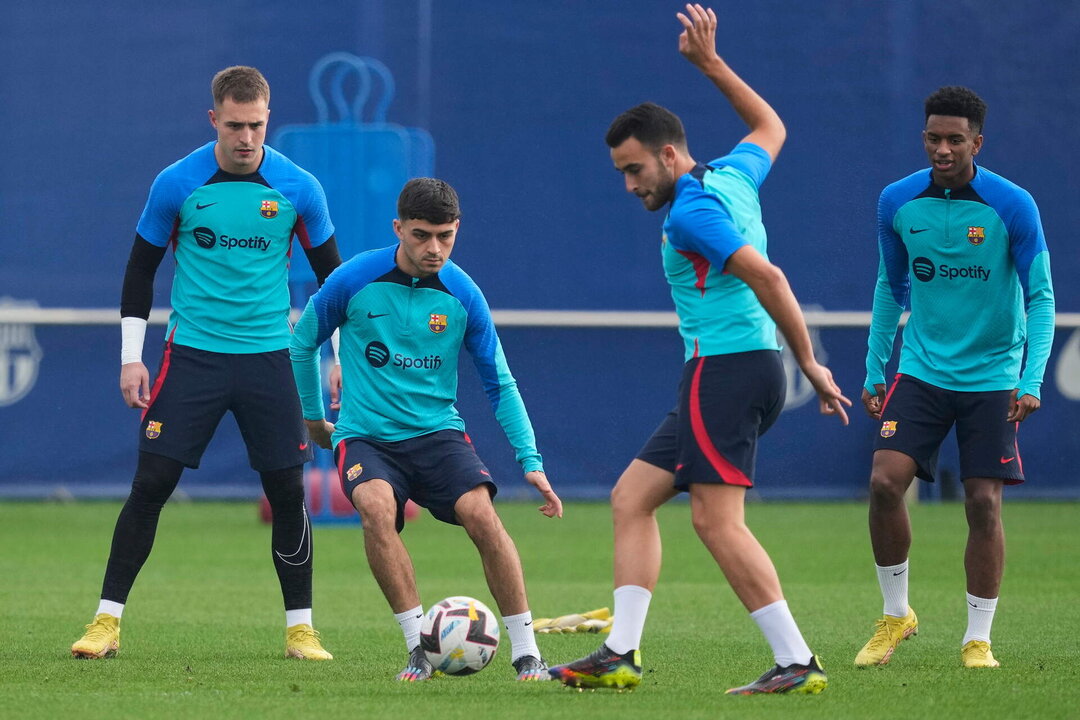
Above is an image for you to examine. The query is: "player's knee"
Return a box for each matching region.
[457,495,501,538]
[351,483,397,530]
[610,480,650,518]
[964,484,1001,526]
[869,469,907,505]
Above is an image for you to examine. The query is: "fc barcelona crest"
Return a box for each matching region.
[145,420,163,439]
[880,420,897,438]
[346,463,363,481]
[429,313,448,334]
[967,226,985,245]
[260,200,279,219]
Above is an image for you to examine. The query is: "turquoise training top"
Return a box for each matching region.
[290,246,543,473]
[865,164,1055,398]
[662,142,780,360]
[136,142,335,353]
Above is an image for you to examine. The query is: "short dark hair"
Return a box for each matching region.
[212,66,270,106]
[605,102,687,151]
[924,86,986,135]
[397,178,461,224]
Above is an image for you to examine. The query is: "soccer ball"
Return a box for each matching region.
[420,596,500,675]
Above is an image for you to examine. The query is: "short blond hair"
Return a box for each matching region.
[211,66,270,106]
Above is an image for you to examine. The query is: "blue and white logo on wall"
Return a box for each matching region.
[0,298,43,407]
[779,305,826,412]
[1056,329,1080,401]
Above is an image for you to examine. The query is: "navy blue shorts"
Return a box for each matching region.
[637,350,785,491]
[139,342,313,472]
[874,374,1024,484]
[334,429,496,532]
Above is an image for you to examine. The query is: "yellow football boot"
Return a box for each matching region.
[854,607,918,666]
[961,640,1000,668]
[285,624,333,660]
[71,613,120,659]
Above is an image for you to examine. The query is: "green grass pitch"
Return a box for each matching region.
[2,500,1078,719]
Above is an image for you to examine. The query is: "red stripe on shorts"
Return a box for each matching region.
[879,373,903,414]
[141,327,176,421]
[688,357,751,487]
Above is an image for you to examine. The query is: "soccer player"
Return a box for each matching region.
[290,177,562,682]
[548,4,850,695]
[855,86,1055,669]
[70,66,341,661]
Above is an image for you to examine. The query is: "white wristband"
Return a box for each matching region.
[331,328,341,365]
[121,317,148,365]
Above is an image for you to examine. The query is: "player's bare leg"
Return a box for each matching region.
[456,486,527,614]
[857,449,919,666]
[960,476,1004,667]
[687,483,782,611]
[548,460,675,688]
[611,460,679,591]
[351,479,420,612]
[455,485,546,678]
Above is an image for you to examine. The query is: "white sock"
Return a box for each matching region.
[394,605,424,651]
[876,560,910,617]
[96,600,124,619]
[503,611,540,662]
[286,608,312,628]
[962,593,998,645]
[605,585,652,655]
[750,600,813,667]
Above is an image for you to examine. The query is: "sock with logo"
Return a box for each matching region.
[962,593,998,645]
[605,585,652,655]
[876,560,910,617]
[395,605,424,651]
[260,465,313,611]
[750,599,814,667]
[101,452,184,603]
[503,611,540,662]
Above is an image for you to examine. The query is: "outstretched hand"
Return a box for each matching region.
[802,362,852,425]
[525,470,563,518]
[677,4,720,69]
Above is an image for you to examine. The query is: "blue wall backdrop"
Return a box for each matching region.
[2,1,1078,500]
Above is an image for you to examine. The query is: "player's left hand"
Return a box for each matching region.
[677,4,720,68]
[1008,389,1040,423]
[525,470,563,518]
[328,363,343,411]
[305,418,335,449]
[802,361,852,425]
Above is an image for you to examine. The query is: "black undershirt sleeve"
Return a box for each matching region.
[303,235,343,287]
[120,234,167,319]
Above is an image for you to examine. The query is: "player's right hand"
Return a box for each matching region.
[120,362,150,409]
[861,384,886,420]
[305,418,335,449]
[802,362,852,425]
[677,4,720,68]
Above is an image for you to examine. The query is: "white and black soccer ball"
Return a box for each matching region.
[420,596,500,675]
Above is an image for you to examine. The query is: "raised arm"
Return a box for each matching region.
[677,3,786,161]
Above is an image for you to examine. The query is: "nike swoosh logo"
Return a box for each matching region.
[195,202,218,210]
[908,227,930,234]
[969,601,978,608]
[524,621,532,626]
[415,614,423,619]
[299,442,309,451]
[1000,456,1014,464]
[274,507,312,566]
[367,312,389,319]
[892,569,906,576]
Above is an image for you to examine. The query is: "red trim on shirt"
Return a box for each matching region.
[676,249,710,298]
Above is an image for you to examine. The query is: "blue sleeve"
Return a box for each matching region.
[666,193,747,270]
[1003,190,1055,399]
[446,266,543,473]
[709,142,772,188]
[288,256,371,420]
[261,147,335,249]
[864,187,908,393]
[135,169,186,247]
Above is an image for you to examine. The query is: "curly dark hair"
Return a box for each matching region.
[605,102,687,151]
[924,86,987,135]
[397,178,461,225]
